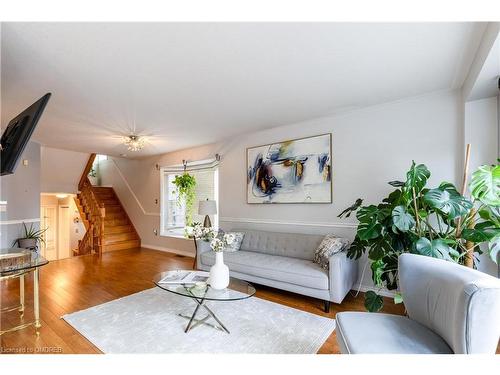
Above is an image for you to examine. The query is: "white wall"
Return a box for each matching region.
[41,146,90,194]
[100,89,469,287]
[0,142,41,247]
[464,96,499,276]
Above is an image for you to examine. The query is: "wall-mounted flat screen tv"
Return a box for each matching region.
[0,93,51,176]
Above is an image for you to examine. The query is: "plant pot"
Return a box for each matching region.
[18,238,37,250]
[209,252,229,290]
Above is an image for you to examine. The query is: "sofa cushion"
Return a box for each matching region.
[237,229,323,260]
[336,312,453,354]
[200,250,329,290]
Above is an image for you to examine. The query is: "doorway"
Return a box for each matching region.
[40,193,85,260]
[40,205,57,260]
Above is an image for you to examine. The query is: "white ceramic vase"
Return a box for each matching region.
[209,251,229,290]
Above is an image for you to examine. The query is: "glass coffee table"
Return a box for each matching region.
[154,271,256,334]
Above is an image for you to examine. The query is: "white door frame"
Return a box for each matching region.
[58,205,71,259]
[40,205,58,260]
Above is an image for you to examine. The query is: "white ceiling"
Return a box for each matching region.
[1,22,485,158]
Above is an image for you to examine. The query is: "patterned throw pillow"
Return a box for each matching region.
[224,232,245,252]
[313,235,350,270]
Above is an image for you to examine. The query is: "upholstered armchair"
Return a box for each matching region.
[336,253,500,354]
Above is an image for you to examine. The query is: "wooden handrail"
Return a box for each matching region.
[78,177,105,255]
[78,153,96,190]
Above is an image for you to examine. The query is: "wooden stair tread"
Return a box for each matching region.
[103,239,141,252]
[76,171,140,255]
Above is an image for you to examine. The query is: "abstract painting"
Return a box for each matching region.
[247,133,332,204]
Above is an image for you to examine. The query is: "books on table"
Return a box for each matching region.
[158,270,209,285]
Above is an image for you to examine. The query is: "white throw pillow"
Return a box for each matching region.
[224,232,245,252]
[313,235,350,270]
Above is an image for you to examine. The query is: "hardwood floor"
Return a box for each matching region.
[0,247,409,353]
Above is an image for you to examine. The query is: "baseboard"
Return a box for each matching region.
[141,243,195,258]
[352,283,396,298]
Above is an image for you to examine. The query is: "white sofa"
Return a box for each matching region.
[197,229,358,312]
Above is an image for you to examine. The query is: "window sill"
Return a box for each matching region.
[160,228,191,240]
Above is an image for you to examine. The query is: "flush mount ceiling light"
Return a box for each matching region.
[123,135,146,152]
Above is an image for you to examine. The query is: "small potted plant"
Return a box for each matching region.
[14,222,47,251]
[88,167,99,185]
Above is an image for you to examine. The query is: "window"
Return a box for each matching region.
[160,160,219,237]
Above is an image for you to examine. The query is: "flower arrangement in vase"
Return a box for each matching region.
[192,223,235,290]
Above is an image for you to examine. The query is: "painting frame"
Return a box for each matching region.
[246,133,333,204]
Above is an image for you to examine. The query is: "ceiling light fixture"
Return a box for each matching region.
[123,135,146,152]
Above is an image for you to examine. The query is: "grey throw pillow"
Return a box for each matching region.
[313,235,350,270]
[224,232,245,252]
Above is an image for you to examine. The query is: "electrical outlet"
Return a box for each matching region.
[155,198,158,204]
[22,159,29,166]
[153,229,158,236]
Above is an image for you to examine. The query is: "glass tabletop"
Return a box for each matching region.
[154,270,256,301]
[0,248,49,276]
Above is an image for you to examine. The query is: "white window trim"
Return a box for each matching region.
[159,158,219,238]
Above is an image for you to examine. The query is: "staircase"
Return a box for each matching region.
[92,187,141,252]
[74,154,141,256]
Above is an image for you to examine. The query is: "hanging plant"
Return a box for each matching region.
[172,173,197,226]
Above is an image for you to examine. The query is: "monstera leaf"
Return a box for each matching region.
[461,221,500,243]
[488,236,500,264]
[356,205,382,240]
[368,237,393,261]
[405,161,430,195]
[392,205,416,232]
[346,237,368,260]
[478,206,500,227]
[337,198,363,218]
[424,183,473,220]
[415,238,457,260]
[364,291,383,312]
[470,164,500,206]
[371,259,385,286]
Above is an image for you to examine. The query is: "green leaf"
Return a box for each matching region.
[461,221,500,243]
[382,189,402,205]
[393,292,403,304]
[478,206,500,227]
[423,184,473,220]
[370,259,385,286]
[356,205,382,241]
[392,205,416,232]
[414,238,455,260]
[337,198,363,218]
[488,236,500,264]
[470,164,500,206]
[364,291,383,312]
[404,161,430,195]
[346,237,367,260]
[368,237,393,261]
[388,180,404,187]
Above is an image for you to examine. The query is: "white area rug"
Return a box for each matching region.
[62,287,335,353]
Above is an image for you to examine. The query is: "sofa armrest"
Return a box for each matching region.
[329,252,358,304]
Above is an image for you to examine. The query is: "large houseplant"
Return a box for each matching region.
[172,173,197,226]
[338,161,499,312]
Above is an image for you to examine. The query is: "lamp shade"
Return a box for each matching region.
[199,199,217,215]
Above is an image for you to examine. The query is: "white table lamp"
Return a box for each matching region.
[199,199,217,228]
